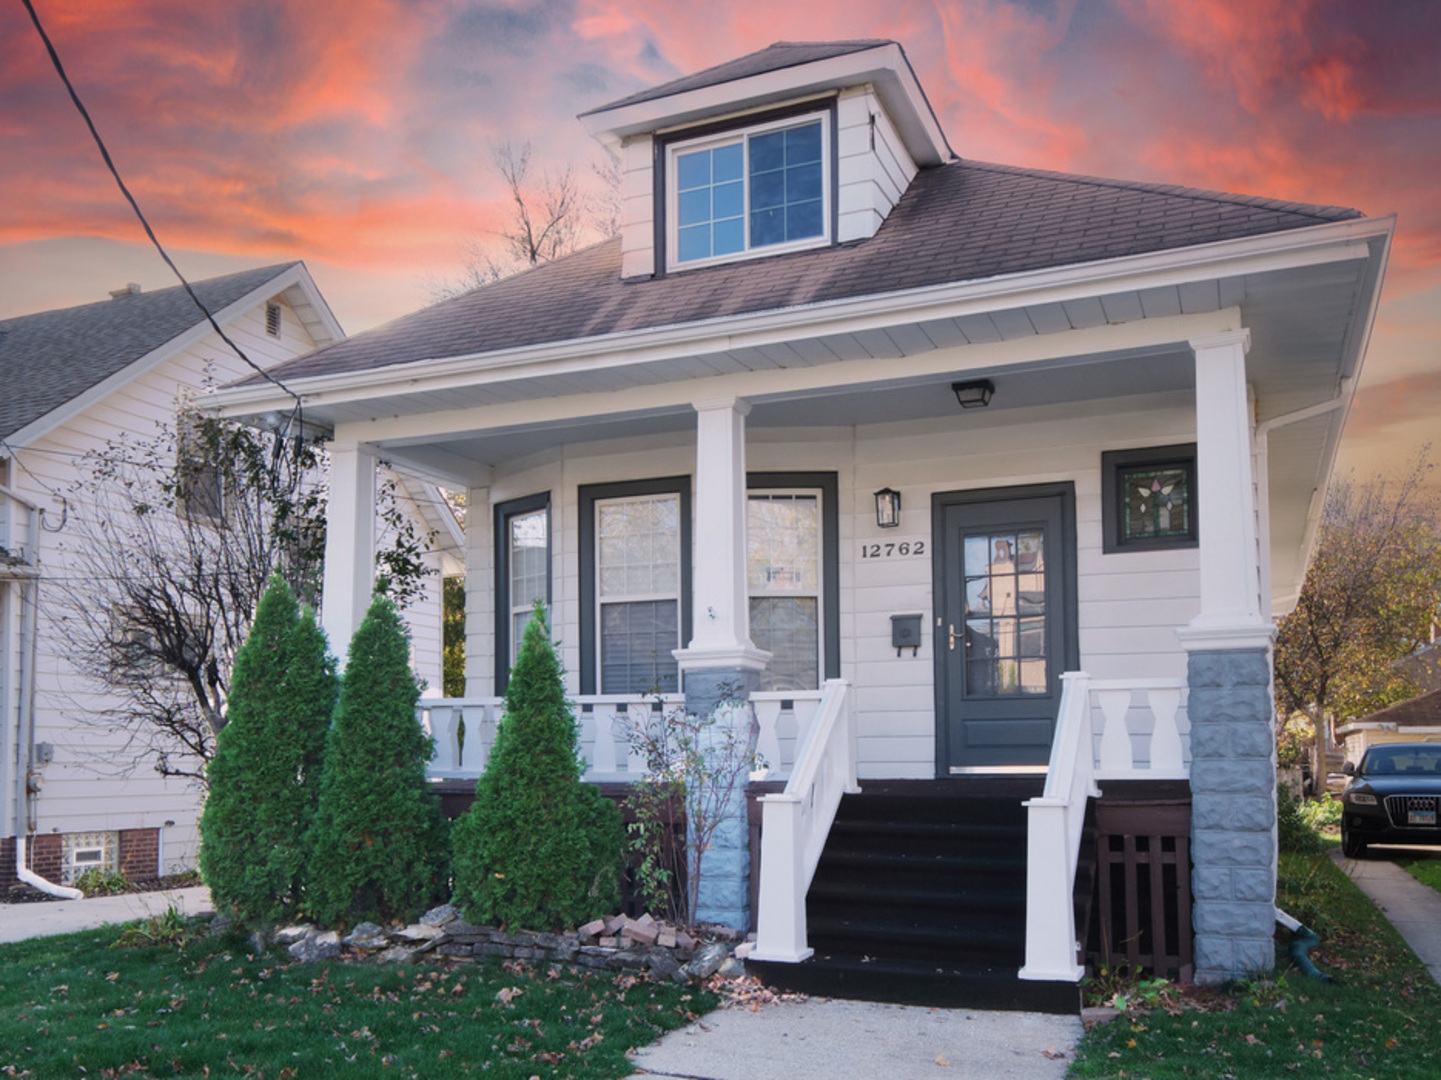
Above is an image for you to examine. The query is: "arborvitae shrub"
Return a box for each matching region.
[452,604,623,929]
[199,575,337,923]
[306,592,449,926]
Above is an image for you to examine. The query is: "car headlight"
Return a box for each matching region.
[1347,792,1378,806]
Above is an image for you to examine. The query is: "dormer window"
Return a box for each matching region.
[667,112,830,269]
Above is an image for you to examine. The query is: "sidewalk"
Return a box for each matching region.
[626,996,1081,1080]
[0,886,213,944]
[1332,848,1441,985]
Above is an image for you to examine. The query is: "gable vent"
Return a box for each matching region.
[265,302,282,337]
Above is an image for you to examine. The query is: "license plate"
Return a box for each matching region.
[1409,809,1437,826]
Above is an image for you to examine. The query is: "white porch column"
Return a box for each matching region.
[322,441,378,660]
[674,396,769,671]
[1181,328,1270,645]
[673,396,768,932]
[1180,328,1278,984]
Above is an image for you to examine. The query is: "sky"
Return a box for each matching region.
[1,0,1438,478]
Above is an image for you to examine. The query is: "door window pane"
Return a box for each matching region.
[508,508,548,661]
[963,530,1047,697]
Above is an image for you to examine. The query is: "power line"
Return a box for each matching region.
[19,0,303,417]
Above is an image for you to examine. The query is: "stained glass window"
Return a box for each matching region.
[1101,445,1198,552]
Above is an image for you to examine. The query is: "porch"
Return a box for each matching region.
[422,670,1197,1008]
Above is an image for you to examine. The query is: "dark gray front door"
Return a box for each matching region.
[933,484,1078,775]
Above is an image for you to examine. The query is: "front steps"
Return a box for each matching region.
[750,779,1085,1014]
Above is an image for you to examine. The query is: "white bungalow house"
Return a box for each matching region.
[0,264,459,897]
[210,42,1391,1009]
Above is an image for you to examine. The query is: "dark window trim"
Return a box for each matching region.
[1101,443,1199,554]
[493,491,551,694]
[747,471,840,681]
[652,97,840,278]
[579,476,693,695]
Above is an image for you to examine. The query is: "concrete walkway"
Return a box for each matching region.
[0,886,213,944]
[1332,848,1441,985]
[626,997,1081,1080]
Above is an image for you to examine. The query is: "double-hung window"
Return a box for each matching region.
[746,473,839,692]
[580,478,692,695]
[494,493,550,691]
[668,112,830,268]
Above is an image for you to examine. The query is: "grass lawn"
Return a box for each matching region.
[0,917,717,1079]
[1393,847,1441,894]
[1069,849,1441,1079]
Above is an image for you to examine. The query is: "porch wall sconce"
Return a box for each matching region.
[951,379,995,409]
[874,487,902,529]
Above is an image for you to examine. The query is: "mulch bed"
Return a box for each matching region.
[2,874,201,905]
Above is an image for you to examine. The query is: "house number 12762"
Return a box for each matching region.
[860,539,926,559]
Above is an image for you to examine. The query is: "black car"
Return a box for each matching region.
[1340,742,1441,858]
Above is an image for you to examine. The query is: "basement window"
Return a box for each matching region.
[62,831,118,884]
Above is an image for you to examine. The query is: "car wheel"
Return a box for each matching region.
[1341,828,1367,859]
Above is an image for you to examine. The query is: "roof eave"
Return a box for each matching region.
[581,41,950,166]
[5,262,339,451]
[209,216,1393,425]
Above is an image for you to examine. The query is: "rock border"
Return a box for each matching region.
[241,904,752,984]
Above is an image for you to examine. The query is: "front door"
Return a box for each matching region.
[933,484,1078,775]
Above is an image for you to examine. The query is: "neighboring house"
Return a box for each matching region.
[0,264,458,896]
[1337,689,1441,765]
[210,41,1392,1005]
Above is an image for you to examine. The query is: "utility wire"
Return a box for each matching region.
[20,0,303,415]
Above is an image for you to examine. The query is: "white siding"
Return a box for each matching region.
[836,86,918,243]
[1,296,414,870]
[619,135,656,280]
[464,396,1201,779]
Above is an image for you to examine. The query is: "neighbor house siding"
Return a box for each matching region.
[12,300,318,870]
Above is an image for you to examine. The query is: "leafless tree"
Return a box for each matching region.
[429,142,620,299]
[48,410,432,786]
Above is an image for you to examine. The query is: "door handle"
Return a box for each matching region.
[949,624,958,651]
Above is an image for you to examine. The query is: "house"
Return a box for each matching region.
[1337,689,1441,765]
[209,41,1392,1007]
[0,264,460,898]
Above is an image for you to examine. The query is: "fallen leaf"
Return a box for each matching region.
[935,1055,951,1067]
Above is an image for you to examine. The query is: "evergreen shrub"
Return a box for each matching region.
[306,593,449,925]
[452,604,623,929]
[199,575,337,923]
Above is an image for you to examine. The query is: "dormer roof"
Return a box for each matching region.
[582,40,950,167]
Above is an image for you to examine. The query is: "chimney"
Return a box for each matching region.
[109,283,143,298]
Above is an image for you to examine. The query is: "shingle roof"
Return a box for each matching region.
[582,41,894,115]
[0,263,298,443]
[251,160,1361,388]
[1357,688,1441,728]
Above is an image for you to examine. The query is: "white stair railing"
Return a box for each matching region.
[751,679,857,963]
[1021,673,1190,982]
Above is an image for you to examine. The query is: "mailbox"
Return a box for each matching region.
[891,613,923,656]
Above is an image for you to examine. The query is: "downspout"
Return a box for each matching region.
[1276,907,1334,982]
[6,490,81,899]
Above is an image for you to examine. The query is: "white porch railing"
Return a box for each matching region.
[1020,672,1190,982]
[421,694,683,782]
[750,679,858,963]
[423,689,827,783]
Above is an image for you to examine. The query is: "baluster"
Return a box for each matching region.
[1096,689,1134,774]
[577,709,596,776]
[592,705,619,775]
[755,700,782,777]
[1148,689,1184,774]
[474,705,497,775]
